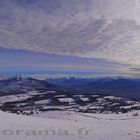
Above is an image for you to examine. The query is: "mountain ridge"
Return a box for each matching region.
[0,76,64,96]
[48,77,140,99]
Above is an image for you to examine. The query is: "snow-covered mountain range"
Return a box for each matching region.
[0,76,63,95]
[48,77,140,99]
[0,76,140,115]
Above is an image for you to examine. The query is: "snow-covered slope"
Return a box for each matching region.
[0,110,140,140]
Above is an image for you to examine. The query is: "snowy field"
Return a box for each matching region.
[0,110,140,140]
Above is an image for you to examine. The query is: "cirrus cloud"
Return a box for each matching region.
[0,0,140,68]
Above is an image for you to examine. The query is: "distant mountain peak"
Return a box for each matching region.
[0,77,64,95]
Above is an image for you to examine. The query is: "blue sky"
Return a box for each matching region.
[0,47,122,73]
[0,0,140,77]
[0,47,137,77]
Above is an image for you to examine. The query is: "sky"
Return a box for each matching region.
[0,0,140,77]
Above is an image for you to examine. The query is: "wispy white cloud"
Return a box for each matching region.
[0,0,140,68]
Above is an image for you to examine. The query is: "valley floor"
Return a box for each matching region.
[0,110,140,140]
